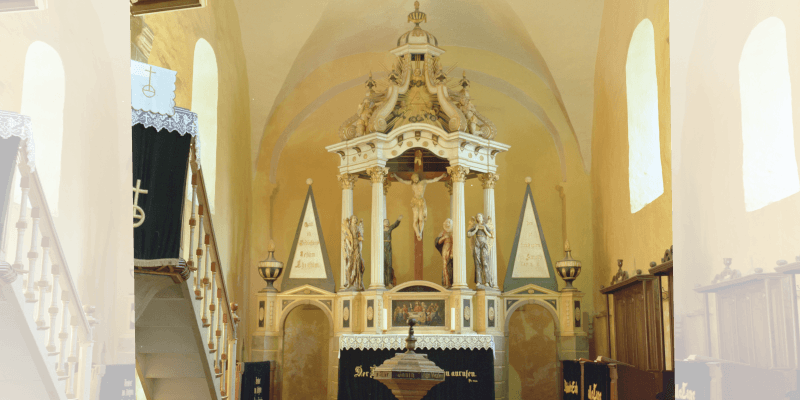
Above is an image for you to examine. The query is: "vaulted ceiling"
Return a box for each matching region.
[232,0,604,180]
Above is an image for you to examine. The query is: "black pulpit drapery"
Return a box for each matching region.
[0,136,20,245]
[132,108,196,267]
[241,361,271,400]
[98,364,136,400]
[338,348,494,400]
[562,360,581,400]
[582,362,610,400]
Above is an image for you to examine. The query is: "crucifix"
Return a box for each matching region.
[391,149,446,280]
[133,179,149,228]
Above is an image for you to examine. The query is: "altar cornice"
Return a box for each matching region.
[338,333,495,355]
[326,124,510,175]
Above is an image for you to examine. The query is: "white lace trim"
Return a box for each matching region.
[0,110,36,172]
[131,107,201,166]
[338,334,495,358]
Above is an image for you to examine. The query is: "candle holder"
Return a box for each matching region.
[257,240,284,293]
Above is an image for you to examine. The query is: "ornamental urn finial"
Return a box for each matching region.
[258,239,284,292]
[555,240,582,291]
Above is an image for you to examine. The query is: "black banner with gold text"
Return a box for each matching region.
[241,361,270,400]
[562,361,581,400]
[338,348,494,400]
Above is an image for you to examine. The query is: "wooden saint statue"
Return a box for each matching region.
[435,218,454,288]
[342,216,365,291]
[392,172,447,241]
[383,215,403,288]
[467,213,494,288]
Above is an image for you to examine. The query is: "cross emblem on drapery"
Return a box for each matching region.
[133,179,149,228]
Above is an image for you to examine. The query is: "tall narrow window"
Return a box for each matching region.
[740,17,799,212]
[19,41,65,215]
[191,39,218,214]
[626,19,663,213]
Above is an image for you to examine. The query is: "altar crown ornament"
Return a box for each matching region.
[555,240,582,290]
[257,240,284,292]
[408,1,427,25]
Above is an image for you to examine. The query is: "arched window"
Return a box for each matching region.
[739,17,799,212]
[626,19,664,213]
[19,41,65,215]
[191,39,218,214]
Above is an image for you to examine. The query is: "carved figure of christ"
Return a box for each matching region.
[391,172,447,241]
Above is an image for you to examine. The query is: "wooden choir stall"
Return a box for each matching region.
[563,247,674,400]
[674,256,800,400]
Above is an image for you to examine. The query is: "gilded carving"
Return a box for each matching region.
[478,173,499,189]
[446,166,469,182]
[366,167,389,184]
[337,173,358,190]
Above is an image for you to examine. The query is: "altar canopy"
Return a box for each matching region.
[131,108,197,266]
[338,348,494,400]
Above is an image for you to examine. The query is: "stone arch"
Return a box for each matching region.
[276,299,335,400]
[504,298,561,337]
[390,279,448,293]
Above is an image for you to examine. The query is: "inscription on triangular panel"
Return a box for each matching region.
[280,184,334,292]
[504,182,557,292]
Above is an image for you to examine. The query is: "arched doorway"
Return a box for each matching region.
[506,301,560,400]
[279,302,332,400]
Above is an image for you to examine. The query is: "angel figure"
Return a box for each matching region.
[435,218,454,288]
[467,213,494,288]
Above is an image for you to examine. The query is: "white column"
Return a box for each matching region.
[366,167,388,290]
[480,173,500,289]
[337,174,357,290]
[445,181,454,219]
[383,178,390,221]
[447,166,469,289]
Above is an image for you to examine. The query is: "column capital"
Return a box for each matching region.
[337,173,359,190]
[446,166,470,182]
[479,173,500,189]
[444,181,453,195]
[383,177,391,195]
[366,167,389,184]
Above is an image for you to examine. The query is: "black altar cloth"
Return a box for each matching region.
[338,348,494,400]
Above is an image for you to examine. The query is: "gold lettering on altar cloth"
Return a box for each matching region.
[564,380,578,394]
[675,383,696,400]
[354,365,378,379]
[289,206,327,279]
[133,179,149,228]
[587,383,602,400]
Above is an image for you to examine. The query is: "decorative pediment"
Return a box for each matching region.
[281,284,334,297]
[504,283,559,297]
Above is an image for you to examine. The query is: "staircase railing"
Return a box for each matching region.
[184,143,239,400]
[1,144,96,400]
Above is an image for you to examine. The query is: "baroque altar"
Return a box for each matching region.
[252,3,588,399]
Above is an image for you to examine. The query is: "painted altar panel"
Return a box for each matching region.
[391,299,446,327]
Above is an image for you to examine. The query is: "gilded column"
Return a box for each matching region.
[447,166,470,289]
[479,173,500,289]
[366,167,389,290]
[337,174,358,290]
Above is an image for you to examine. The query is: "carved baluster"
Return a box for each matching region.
[228,304,239,400]
[24,207,40,302]
[56,296,70,376]
[66,316,79,397]
[215,289,223,370]
[35,237,51,328]
[195,205,205,298]
[219,312,228,379]
[12,176,29,272]
[207,261,217,335]
[45,264,61,354]
[201,235,210,324]
[187,174,198,279]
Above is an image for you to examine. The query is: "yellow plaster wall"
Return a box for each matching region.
[674,0,800,354]
[0,1,132,364]
[507,304,559,400]
[590,0,672,357]
[144,4,253,325]
[281,305,330,400]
